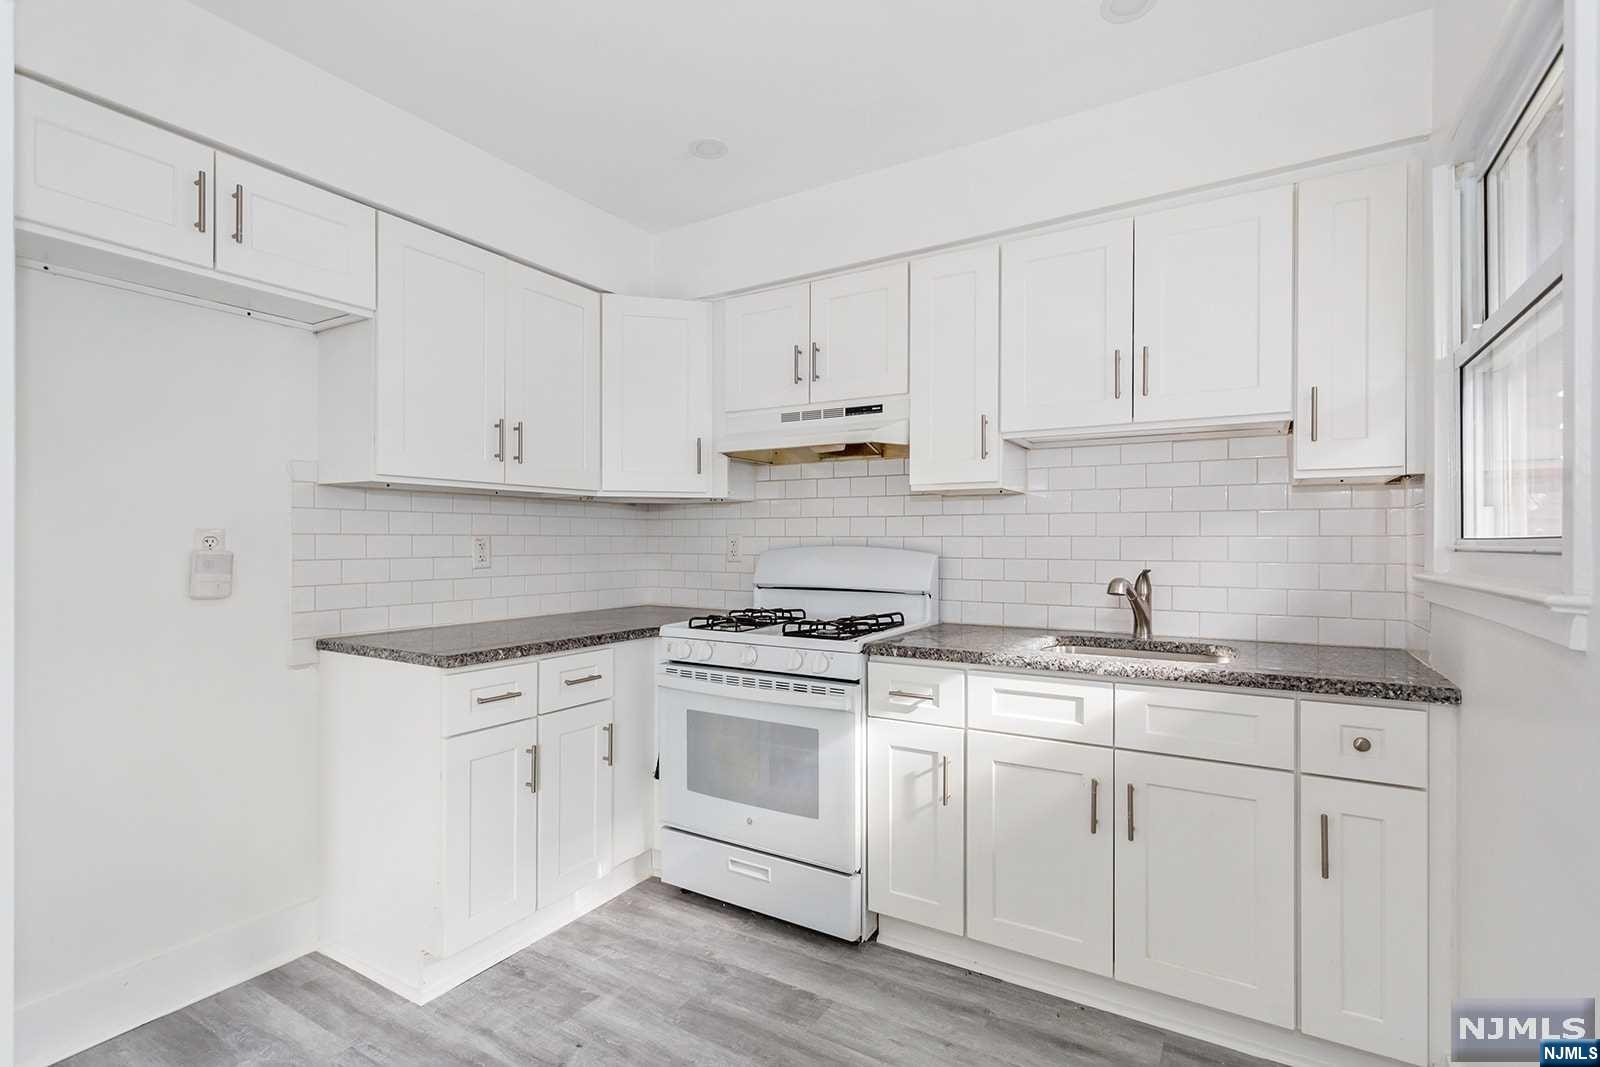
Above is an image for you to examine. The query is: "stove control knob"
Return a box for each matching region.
[691,641,714,661]
[786,650,806,672]
[806,652,832,675]
[666,640,691,660]
[740,646,759,667]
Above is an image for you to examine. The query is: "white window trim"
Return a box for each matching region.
[1422,0,1592,650]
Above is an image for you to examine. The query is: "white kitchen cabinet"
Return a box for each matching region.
[440,717,540,956]
[1113,749,1295,1027]
[724,283,812,413]
[966,731,1113,975]
[1000,219,1135,434]
[866,718,964,935]
[609,640,658,863]
[505,263,602,492]
[1301,776,1428,1064]
[808,263,910,404]
[537,700,616,906]
[602,295,714,495]
[1294,163,1409,481]
[1132,186,1293,426]
[909,247,1023,493]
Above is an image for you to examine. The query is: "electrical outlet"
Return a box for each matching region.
[471,536,492,570]
[195,528,225,552]
[726,536,741,563]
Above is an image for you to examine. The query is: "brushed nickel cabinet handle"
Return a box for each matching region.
[1090,777,1100,835]
[231,183,244,244]
[1320,813,1330,879]
[940,755,952,806]
[1310,386,1319,442]
[475,690,522,705]
[1126,783,1135,841]
[513,421,525,464]
[695,437,703,475]
[1141,346,1150,398]
[602,723,614,766]
[811,341,821,382]
[526,744,539,794]
[194,170,207,233]
[1352,735,1372,753]
[563,673,603,687]
[886,689,932,704]
[492,418,505,462]
[980,414,990,460]
[793,344,803,385]
[1114,349,1122,400]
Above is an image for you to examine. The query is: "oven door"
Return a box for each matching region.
[658,665,861,874]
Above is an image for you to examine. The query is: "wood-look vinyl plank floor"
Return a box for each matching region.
[61,878,1283,1066]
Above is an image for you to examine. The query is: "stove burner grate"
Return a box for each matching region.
[781,612,906,641]
[686,608,807,632]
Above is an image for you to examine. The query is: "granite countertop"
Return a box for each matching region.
[315,605,694,669]
[865,624,1461,705]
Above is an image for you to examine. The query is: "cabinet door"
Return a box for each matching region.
[441,717,539,955]
[15,77,214,268]
[505,264,601,492]
[538,700,615,906]
[1114,750,1295,1027]
[1301,777,1428,1064]
[1294,164,1409,479]
[601,295,713,494]
[724,284,810,413]
[808,263,909,403]
[866,718,963,934]
[609,641,657,863]
[212,153,376,308]
[910,247,1003,488]
[1000,219,1134,433]
[374,214,507,483]
[967,731,1112,975]
[1132,187,1293,424]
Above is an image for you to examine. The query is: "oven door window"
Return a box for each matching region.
[685,709,819,819]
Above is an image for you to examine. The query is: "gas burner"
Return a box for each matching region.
[781,612,906,641]
[687,608,807,632]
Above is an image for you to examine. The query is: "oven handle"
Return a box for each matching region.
[655,669,858,712]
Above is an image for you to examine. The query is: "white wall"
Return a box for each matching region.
[14,272,321,1065]
[651,12,1433,298]
[14,0,655,294]
[2,4,18,1062]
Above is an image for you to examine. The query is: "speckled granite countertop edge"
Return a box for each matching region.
[316,624,669,670]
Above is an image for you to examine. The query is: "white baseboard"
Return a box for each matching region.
[16,898,319,1067]
[324,850,655,1006]
[877,918,1405,1067]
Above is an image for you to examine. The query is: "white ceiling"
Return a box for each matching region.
[188,0,1429,232]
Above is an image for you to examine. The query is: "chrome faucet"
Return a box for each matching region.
[1106,569,1154,639]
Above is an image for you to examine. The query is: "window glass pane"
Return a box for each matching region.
[1487,56,1565,311]
[1460,286,1564,539]
[685,708,819,818]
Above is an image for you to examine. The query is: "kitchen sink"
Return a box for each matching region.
[1051,636,1236,664]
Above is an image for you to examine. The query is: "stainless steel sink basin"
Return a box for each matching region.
[1052,637,1235,664]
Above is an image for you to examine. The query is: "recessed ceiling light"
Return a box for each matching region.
[689,138,729,160]
[1100,0,1156,23]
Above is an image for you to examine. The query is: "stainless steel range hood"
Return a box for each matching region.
[718,398,910,465]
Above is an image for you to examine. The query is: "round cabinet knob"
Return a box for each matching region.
[691,641,714,661]
[740,646,759,667]
[667,640,690,660]
[786,650,806,671]
[806,652,831,675]
[1352,736,1373,753]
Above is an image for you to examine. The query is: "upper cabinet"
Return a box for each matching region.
[602,295,715,495]
[1293,163,1410,482]
[506,264,601,492]
[909,247,1023,494]
[722,263,908,415]
[14,76,374,327]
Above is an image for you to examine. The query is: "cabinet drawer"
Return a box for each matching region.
[1115,686,1294,768]
[1300,701,1427,788]
[442,663,537,737]
[539,647,615,712]
[867,661,965,727]
[968,672,1112,744]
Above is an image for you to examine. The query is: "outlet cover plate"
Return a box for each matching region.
[471,536,492,570]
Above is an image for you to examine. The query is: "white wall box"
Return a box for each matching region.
[1113,749,1295,1027]
[601,295,715,496]
[866,718,964,935]
[14,76,374,326]
[320,640,655,1004]
[1293,162,1409,482]
[966,730,1113,975]
[909,247,1024,493]
[1300,776,1427,1063]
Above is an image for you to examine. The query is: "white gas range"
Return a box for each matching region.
[656,545,938,942]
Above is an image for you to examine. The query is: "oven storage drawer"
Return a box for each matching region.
[660,828,864,941]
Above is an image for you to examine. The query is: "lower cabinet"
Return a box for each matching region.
[440,717,540,955]
[866,718,964,934]
[537,700,616,906]
[1300,776,1428,1063]
[966,731,1112,975]
[1112,750,1296,1028]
